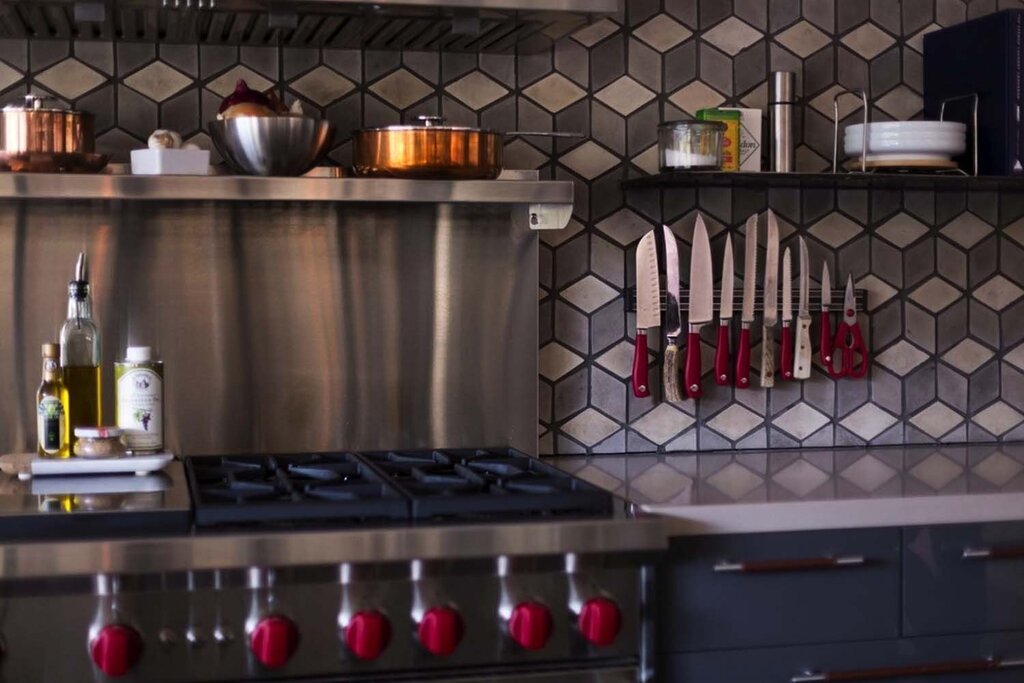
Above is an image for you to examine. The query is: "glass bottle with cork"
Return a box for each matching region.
[37,342,69,458]
[59,252,101,450]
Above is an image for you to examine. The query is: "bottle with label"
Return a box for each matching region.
[60,252,101,451]
[37,343,69,458]
[115,346,163,453]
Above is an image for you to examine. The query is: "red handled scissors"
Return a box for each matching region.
[828,275,869,379]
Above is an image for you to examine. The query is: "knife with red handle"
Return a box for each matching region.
[780,247,794,380]
[820,263,834,369]
[632,230,660,398]
[735,214,757,388]
[714,234,734,386]
[684,215,715,399]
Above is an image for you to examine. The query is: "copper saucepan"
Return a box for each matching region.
[0,94,107,172]
[352,116,581,180]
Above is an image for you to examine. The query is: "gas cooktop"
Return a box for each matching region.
[185,449,613,530]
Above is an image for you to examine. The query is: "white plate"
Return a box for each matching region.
[845,121,967,137]
[844,134,965,159]
[24,453,174,480]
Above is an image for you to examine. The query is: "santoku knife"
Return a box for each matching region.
[820,263,834,370]
[662,225,684,403]
[685,215,714,399]
[735,214,757,389]
[780,247,794,380]
[714,234,734,386]
[632,230,659,398]
[761,209,780,388]
[794,237,813,379]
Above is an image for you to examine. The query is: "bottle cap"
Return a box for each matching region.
[74,426,124,439]
[125,347,152,362]
[769,71,796,103]
[41,342,60,358]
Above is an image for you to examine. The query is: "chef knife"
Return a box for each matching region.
[714,234,734,386]
[761,209,780,388]
[632,230,659,398]
[794,237,813,379]
[685,215,714,399]
[820,263,834,369]
[662,225,684,403]
[735,214,757,389]
[780,247,794,381]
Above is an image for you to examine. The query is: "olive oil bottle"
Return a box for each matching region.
[37,343,69,458]
[59,253,101,450]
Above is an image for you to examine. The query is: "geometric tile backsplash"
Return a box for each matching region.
[0,0,1019,455]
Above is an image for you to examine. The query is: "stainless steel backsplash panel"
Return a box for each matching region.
[0,200,537,456]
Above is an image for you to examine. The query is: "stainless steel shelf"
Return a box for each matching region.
[0,173,573,205]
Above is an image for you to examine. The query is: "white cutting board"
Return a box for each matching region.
[0,453,174,480]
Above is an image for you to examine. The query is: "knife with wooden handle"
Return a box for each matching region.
[714,234,734,386]
[780,247,794,381]
[662,225,684,403]
[633,230,660,398]
[794,237,813,379]
[735,214,757,389]
[685,215,714,399]
[761,209,780,388]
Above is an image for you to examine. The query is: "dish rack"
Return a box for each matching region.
[830,88,979,177]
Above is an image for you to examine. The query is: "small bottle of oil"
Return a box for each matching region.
[115,346,164,453]
[37,343,70,458]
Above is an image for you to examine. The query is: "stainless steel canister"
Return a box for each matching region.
[769,72,795,172]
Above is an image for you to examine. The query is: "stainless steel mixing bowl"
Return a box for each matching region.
[209,116,335,177]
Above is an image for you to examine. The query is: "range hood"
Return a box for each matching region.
[0,0,620,51]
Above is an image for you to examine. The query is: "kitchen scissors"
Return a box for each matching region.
[828,275,869,379]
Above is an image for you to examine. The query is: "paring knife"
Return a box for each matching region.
[761,209,780,388]
[794,237,813,379]
[714,234,734,386]
[735,214,757,389]
[685,215,714,399]
[780,247,794,381]
[662,225,684,403]
[820,263,834,369]
[633,230,659,398]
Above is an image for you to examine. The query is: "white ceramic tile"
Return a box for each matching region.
[632,403,696,444]
[809,84,863,120]
[909,277,962,313]
[973,275,1024,312]
[857,274,898,311]
[1005,342,1024,372]
[808,212,863,248]
[571,18,620,48]
[875,340,929,377]
[775,20,831,58]
[561,275,618,313]
[632,145,661,175]
[595,341,639,379]
[875,85,923,121]
[875,213,929,249]
[973,401,1024,437]
[841,21,896,59]
[706,404,763,441]
[523,73,587,113]
[559,141,620,180]
[595,76,656,116]
[942,338,994,374]
[36,58,105,99]
[539,342,584,380]
[595,208,653,246]
[369,68,434,110]
[123,60,192,102]
[668,80,725,115]
[941,213,993,249]
[840,403,899,441]
[702,17,762,56]
[632,13,692,52]
[289,65,355,106]
[561,410,621,447]
[773,402,830,440]
[445,70,508,111]
[909,402,964,439]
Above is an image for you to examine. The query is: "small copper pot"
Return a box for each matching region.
[352,116,579,180]
[1,95,94,154]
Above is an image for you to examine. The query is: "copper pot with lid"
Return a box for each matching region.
[352,116,580,180]
[0,94,106,173]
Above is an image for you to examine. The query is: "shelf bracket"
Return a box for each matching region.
[525,203,572,231]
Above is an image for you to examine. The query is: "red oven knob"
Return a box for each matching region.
[90,624,143,677]
[344,610,391,661]
[578,597,621,647]
[249,616,299,669]
[508,601,552,651]
[417,606,463,657]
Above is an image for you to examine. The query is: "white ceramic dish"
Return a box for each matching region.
[845,121,967,137]
[844,136,965,159]
[131,148,210,175]
[23,453,174,480]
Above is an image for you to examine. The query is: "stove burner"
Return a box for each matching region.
[184,449,612,529]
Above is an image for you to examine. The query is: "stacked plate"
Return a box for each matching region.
[844,121,967,170]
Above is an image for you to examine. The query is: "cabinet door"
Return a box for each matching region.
[904,523,1024,636]
[658,528,901,652]
[663,631,1024,683]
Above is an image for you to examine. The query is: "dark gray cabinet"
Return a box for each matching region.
[657,528,901,652]
[904,523,1024,637]
[665,631,1024,683]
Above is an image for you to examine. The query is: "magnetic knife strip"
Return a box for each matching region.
[624,287,869,314]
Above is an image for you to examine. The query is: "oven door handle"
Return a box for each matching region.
[714,555,865,574]
[792,656,1024,682]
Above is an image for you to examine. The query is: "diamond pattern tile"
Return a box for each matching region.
[857,274,898,311]
[523,73,586,113]
[841,22,897,59]
[206,65,272,98]
[123,60,191,102]
[702,17,762,56]
[876,213,929,249]
[561,408,620,447]
[840,403,898,441]
[973,452,1024,486]
[706,462,763,500]
[595,341,638,379]
[560,142,619,180]
[773,402,830,440]
[973,401,1024,437]
[707,404,763,441]
[941,213,993,249]
[809,212,863,247]
[561,275,617,313]
[875,341,929,377]
[595,76,656,116]
[840,454,897,492]
[633,14,692,52]
[369,68,433,109]
[974,275,1024,312]
[773,459,830,497]
[910,277,962,313]
[290,65,355,106]
[668,81,725,115]
[909,452,963,490]
[909,402,964,439]
[445,70,508,111]
[942,338,994,374]
[633,404,695,445]
[628,462,693,503]
[775,20,831,58]
[539,343,583,381]
[572,18,620,48]
[36,58,105,99]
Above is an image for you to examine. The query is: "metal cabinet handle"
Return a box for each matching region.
[792,656,1024,682]
[963,546,1024,560]
[713,555,865,574]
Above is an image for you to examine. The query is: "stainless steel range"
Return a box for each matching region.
[0,453,665,682]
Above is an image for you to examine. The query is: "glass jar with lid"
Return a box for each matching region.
[658,121,726,171]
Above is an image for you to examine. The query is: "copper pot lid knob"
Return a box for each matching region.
[416,115,445,127]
